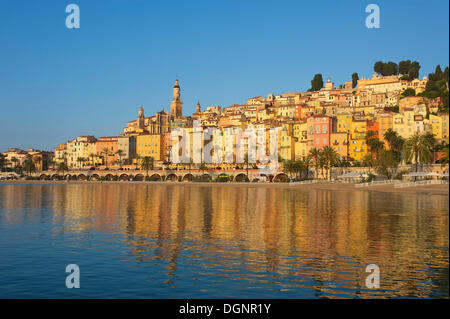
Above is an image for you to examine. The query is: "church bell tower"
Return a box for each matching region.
[170,79,183,117]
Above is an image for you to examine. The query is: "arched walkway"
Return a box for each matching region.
[78,174,87,181]
[133,174,144,181]
[119,174,129,181]
[165,173,177,182]
[273,173,289,183]
[149,174,162,181]
[182,173,194,182]
[234,173,249,182]
[216,174,229,182]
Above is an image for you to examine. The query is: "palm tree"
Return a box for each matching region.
[293,160,305,180]
[303,156,312,179]
[403,134,433,172]
[140,156,155,177]
[364,154,377,173]
[11,157,18,171]
[439,146,449,168]
[422,132,437,163]
[383,129,398,150]
[321,146,339,180]
[244,153,250,177]
[199,162,208,180]
[366,131,385,159]
[384,129,405,152]
[89,153,96,167]
[309,148,321,179]
[23,155,36,176]
[116,150,124,169]
[102,147,109,167]
[0,157,6,172]
[57,162,68,177]
[283,159,295,179]
[318,155,326,179]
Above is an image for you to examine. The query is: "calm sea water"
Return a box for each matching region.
[0,183,448,298]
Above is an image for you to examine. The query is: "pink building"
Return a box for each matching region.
[307,115,336,150]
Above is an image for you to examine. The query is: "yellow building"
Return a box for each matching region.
[293,121,308,159]
[280,129,295,161]
[349,119,368,161]
[54,144,67,164]
[136,134,165,161]
[330,132,349,159]
[354,105,375,116]
[441,114,449,139]
[393,110,415,138]
[430,113,450,140]
[337,114,352,133]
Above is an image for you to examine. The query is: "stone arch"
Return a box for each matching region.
[51,174,61,180]
[39,174,49,180]
[133,174,144,181]
[78,174,87,181]
[165,173,177,182]
[182,173,194,182]
[105,174,113,181]
[90,174,100,181]
[119,174,129,181]
[273,173,289,183]
[216,173,229,182]
[149,173,162,181]
[234,173,249,182]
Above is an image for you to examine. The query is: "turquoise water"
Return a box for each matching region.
[0,184,448,298]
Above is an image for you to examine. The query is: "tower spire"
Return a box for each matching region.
[170,78,183,117]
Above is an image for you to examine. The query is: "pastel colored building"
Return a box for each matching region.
[67,136,97,168]
[349,119,368,161]
[307,115,336,150]
[96,136,119,167]
[117,136,136,165]
[330,132,350,159]
[136,134,165,162]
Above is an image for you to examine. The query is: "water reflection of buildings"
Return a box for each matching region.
[0,184,448,297]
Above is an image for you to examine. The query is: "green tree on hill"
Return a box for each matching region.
[401,88,416,97]
[352,72,359,88]
[309,74,323,91]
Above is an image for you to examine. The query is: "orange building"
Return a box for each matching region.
[96,136,119,167]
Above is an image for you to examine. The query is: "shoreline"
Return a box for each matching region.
[1,180,448,196]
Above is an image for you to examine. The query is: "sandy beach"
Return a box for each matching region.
[1,179,448,196]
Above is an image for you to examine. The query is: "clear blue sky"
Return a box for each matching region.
[0,0,448,151]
